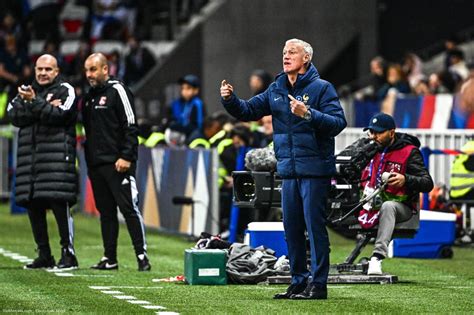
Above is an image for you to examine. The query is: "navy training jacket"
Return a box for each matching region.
[221,64,347,178]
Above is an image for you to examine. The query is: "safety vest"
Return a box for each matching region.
[144,132,165,147]
[138,136,146,145]
[450,141,474,198]
[217,138,234,188]
[209,130,226,147]
[0,91,8,121]
[361,144,416,207]
[189,138,210,149]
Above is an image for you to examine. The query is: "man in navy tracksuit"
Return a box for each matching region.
[220,38,346,299]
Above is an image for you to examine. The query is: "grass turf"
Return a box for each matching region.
[0,203,473,314]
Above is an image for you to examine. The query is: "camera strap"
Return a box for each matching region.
[368,147,388,188]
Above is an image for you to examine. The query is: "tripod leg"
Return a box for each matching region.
[343,233,372,264]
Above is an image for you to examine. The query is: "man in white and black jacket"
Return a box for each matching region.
[7,54,79,270]
[83,53,150,271]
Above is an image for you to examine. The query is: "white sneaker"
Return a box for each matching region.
[367,257,382,275]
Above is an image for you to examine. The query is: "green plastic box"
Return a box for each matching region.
[184,249,227,285]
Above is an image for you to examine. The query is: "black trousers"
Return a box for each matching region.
[88,163,147,261]
[27,199,75,258]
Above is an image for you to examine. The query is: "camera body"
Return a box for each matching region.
[232,171,282,208]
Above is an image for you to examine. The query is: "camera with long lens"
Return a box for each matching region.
[232,171,282,208]
[232,138,380,230]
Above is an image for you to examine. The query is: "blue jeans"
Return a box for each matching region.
[282,177,330,287]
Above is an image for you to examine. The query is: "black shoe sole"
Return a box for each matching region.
[290,294,327,300]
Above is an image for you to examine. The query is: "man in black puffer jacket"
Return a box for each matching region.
[7,54,78,269]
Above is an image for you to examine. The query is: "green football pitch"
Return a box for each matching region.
[0,203,473,314]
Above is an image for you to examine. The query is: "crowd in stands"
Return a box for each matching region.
[354,37,474,112]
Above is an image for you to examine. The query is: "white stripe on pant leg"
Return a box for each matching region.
[130,176,147,253]
[66,202,75,255]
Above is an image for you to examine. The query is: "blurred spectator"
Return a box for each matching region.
[42,39,66,71]
[249,69,272,96]
[259,115,273,147]
[413,79,430,96]
[123,35,155,86]
[91,0,137,41]
[376,63,411,101]
[108,50,124,79]
[25,0,62,40]
[443,36,460,71]
[168,74,205,138]
[448,49,469,82]
[403,53,425,89]
[0,35,32,116]
[429,71,456,94]
[0,12,27,52]
[218,123,253,235]
[355,56,386,101]
[186,116,223,148]
[66,39,92,97]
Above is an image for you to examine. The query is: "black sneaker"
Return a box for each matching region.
[137,254,151,271]
[24,256,55,269]
[90,257,118,270]
[57,248,79,270]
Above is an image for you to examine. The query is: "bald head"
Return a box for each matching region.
[86,53,108,67]
[35,54,59,86]
[84,53,110,88]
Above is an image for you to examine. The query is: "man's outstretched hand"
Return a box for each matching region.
[220,80,234,100]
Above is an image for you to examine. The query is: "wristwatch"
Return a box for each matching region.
[303,108,312,121]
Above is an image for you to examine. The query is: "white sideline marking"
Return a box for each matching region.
[157,312,180,315]
[90,286,111,290]
[90,285,163,289]
[101,290,123,294]
[3,252,19,257]
[90,286,174,313]
[128,300,151,305]
[55,273,74,277]
[113,295,136,300]
[0,248,73,275]
[76,275,113,277]
[142,305,166,310]
[0,249,34,265]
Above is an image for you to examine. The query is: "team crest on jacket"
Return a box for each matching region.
[46,93,53,101]
[302,93,309,104]
[99,96,107,105]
